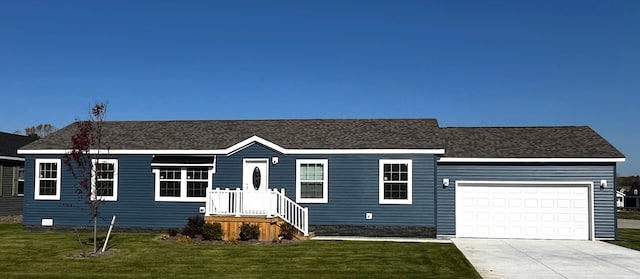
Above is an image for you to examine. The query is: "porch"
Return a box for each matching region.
[205,188,309,240]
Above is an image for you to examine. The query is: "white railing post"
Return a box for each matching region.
[234,188,241,217]
[205,189,211,216]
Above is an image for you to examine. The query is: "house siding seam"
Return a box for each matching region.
[436,164,616,239]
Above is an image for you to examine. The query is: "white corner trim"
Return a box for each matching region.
[0,155,25,161]
[438,157,626,163]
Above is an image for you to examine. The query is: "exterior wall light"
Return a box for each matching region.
[443,178,450,187]
[600,180,607,188]
[272,157,279,165]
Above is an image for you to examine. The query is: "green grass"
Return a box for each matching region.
[607,228,640,251]
[0,224,479,279]
[618,211,640,220]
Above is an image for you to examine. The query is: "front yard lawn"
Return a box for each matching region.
[607,228,640,251]
[618,211,640,220]
[0,224,478,278]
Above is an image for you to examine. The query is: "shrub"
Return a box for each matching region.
[239,223,260,241]
[278,222,297,240]
[181,216,205,238]
[202,223,223,241]
[176,235,193,243]
[167,228,179,237]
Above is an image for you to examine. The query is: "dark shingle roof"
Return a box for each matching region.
[21,119,443,150]
[20,119,625,159]
[442,126,624,158]
[0,132,38,158]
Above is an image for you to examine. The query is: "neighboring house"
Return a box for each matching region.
[18,119,625,240]
[617,191,626,208]
[0,132,38,221]
[623,185,640,210]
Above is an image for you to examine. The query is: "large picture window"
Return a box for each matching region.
[154,167,211,202]
[35,159,61,200]
[296,159,328,203]
[379,159,412,204]
[92,159,118,201]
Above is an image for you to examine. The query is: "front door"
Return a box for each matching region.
[242,159,269,213]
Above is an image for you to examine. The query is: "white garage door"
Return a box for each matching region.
[456,181,591,240]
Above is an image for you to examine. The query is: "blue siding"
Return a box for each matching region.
[436,164,617,239]
[216,143,437,227]
[23,155,205,229]
[24,144,438,230]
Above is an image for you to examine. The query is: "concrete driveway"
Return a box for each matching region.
[453,238,640,279]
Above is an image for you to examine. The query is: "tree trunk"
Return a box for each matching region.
[93,215,97,253]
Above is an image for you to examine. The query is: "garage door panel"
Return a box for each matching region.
[456,183,590,240]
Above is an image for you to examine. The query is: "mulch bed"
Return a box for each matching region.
[159,234,300,245]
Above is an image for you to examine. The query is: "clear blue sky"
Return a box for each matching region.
[1,1,638,175]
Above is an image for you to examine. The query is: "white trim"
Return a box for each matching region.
[18,136,445,155]
[296,159,329,204]
[439,157,625,163]
[34,158,61,200]
[0,155,25,161]
[379,159,413,205]
[454,180,595,240]
[150,163,214,167]
[91,159,118,201]
[153,167,211,202]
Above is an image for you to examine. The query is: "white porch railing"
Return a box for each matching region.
[206,188,309,236]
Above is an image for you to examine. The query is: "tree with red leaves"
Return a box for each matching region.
[63,103,108,253]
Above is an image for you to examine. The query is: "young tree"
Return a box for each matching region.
[63,103,108,254]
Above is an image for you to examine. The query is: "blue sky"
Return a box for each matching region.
[1,1,638,174]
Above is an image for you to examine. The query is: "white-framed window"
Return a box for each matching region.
[296,159,328,203]
[35,158,61,200]
[92,159,118,201]
[13,166,25,196]
[153,167,212,202]
[379,159,412,204]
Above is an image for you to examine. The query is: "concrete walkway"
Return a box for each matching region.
[453,238,640,279]
[618,218,640,229]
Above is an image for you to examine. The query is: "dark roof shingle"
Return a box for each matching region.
[442,126,624,158]
[0,132,38,158]
[20,119,625,159]
[21,119,443,150]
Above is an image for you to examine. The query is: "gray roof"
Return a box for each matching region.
[442,126,624,158]
[0,132,38,158]
[21,119,443,150]
[20,119,624,159]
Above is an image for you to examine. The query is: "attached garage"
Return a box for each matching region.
[455,181,592,240]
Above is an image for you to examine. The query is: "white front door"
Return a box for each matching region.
[242,159,269,213]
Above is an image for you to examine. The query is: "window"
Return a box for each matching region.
[13,166,25,196]
[154,167,211,201]
[35,159,61,200]
[379,159,412,204]
[296,159,328,203]
[92,159,118,201]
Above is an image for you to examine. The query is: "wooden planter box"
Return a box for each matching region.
[205,215,284,241]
